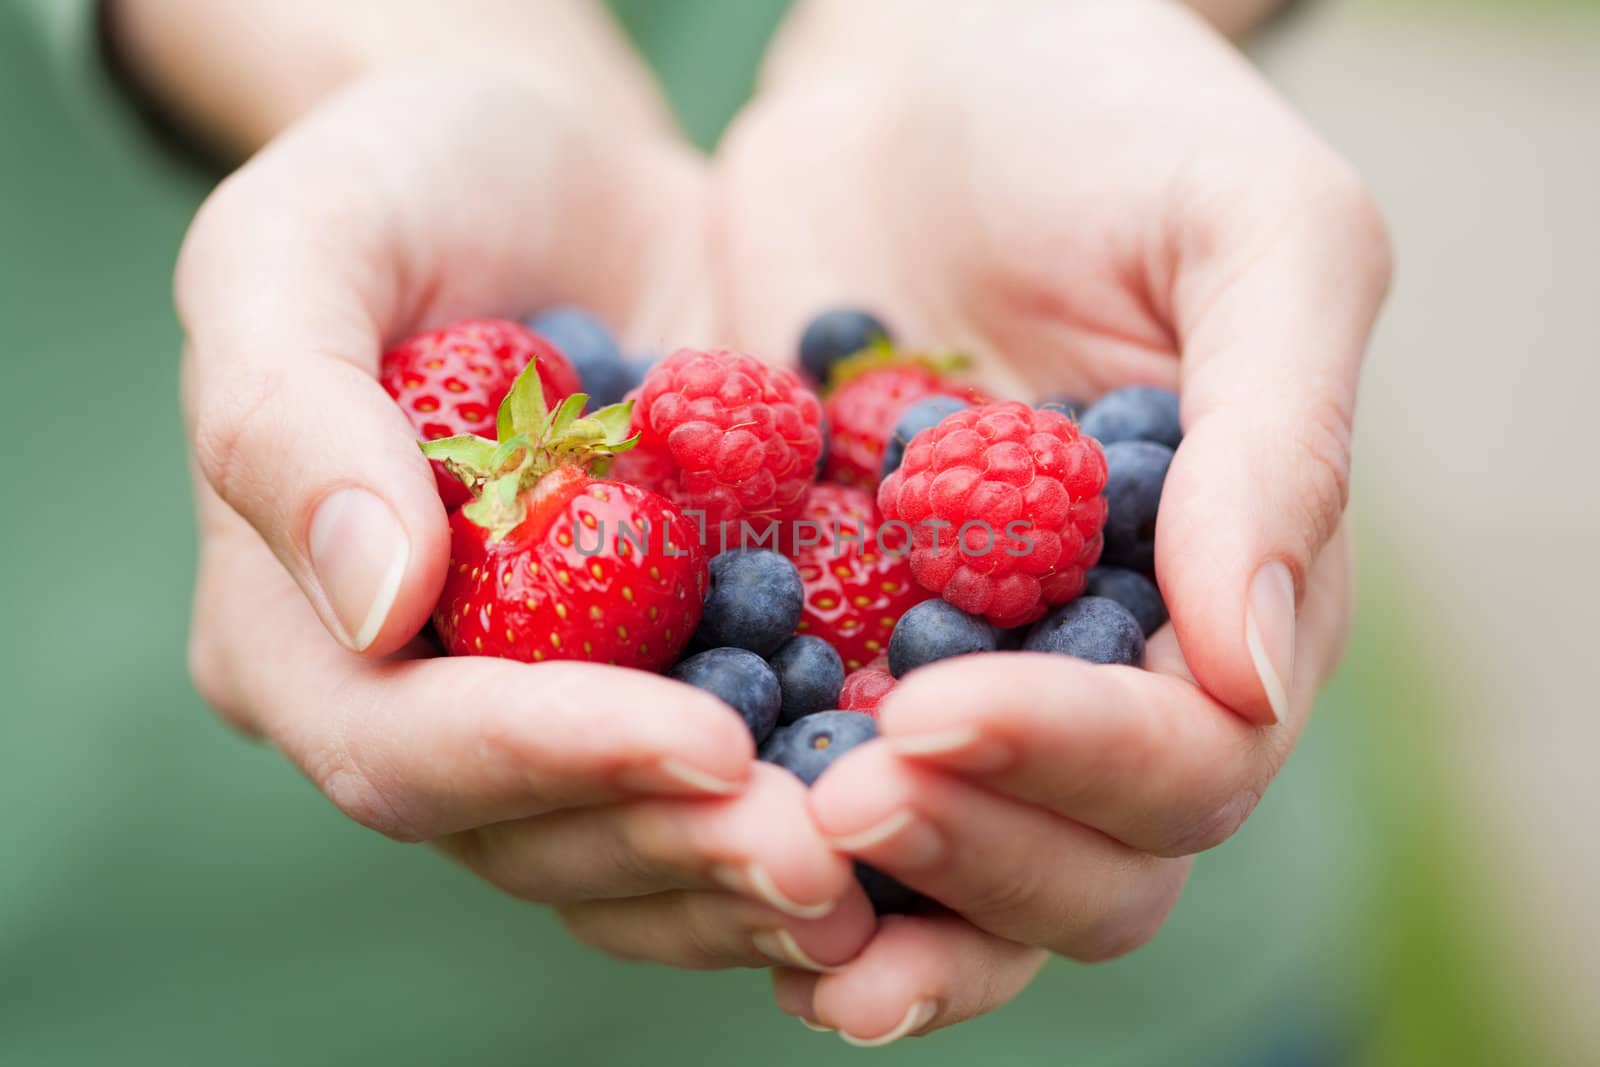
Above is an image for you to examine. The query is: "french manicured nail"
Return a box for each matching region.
[618,757,744,797]
[826,810,945,870]
[839,1000,937,1048]
[753,929,841,973]
[889,727,1012,772]
[1245,561,1295,724]
[800,1019,833,1033]
[709,862,836,920]
[308,488,409,651]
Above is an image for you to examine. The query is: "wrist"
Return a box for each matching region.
[106,0,675,159]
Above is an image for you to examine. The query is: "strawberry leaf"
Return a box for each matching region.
[497,360,551,442]
[419,434,500,488]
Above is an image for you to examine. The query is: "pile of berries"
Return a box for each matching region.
[382,307,1181,913]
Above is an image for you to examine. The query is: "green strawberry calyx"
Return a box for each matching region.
[420,360,637,537]
[823,337,972,394]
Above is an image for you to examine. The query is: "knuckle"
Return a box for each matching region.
[1288,399,1354,553]
[307,714,427,842]
[190,366,287,519]
[1073,864,1185,964]
[1154,786,1260,857]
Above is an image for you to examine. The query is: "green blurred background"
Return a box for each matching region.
[3,1,1595,1064]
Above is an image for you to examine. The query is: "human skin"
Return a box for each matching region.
[118,0,1389,1047]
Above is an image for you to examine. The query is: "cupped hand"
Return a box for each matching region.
[715,0,1390,1041]
[179,67,875,972]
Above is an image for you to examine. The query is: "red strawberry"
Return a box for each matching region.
[425,363,705,670]
[838,656,896,716]
[822,352,986,491]
[382,318,581,507]
[788,484,934,671]
[878,400,1108,629]
[623,348,824,546]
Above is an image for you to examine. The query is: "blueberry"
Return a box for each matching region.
[1100,440,1173,576]
[887,599,998,678]
[759,712,919,914]
[759,710,878,785]
[1079,386,1182,449]
[1084,566,1167,636]
[694,550,804,656]
[671,648,783,744]
[880,395,970,479]
[854,863,917,915]
[769,636,846,725]
[1038,395,1085,421]
[526,307,632,408]
[798,308,892,384]
[1023,596,1145,667]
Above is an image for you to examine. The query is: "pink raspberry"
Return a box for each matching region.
[625,348,824,544]
[876,401,1107,629]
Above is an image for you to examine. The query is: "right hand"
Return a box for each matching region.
[179,67,874,973]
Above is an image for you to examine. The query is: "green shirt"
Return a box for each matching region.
[1,3,1380,1063]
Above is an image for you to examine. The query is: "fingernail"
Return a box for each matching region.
[826,810,945,869]
[709,862,836,920]
[618,756,744,797]
[889,727,1012,772]
[839,999,937,1048]
[308,488,409,651]
[1245,561,1295,724]
[753,929,842,973]
[800,1019,834,1033]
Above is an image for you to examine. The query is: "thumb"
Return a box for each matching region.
[1159,174,1392,724]
[179,182,449,657]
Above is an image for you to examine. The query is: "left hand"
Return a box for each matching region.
[713,0,1391,1043]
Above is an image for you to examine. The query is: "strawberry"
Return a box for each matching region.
[382,318,581,508]
[878,400,1108,629]
[424,361,706,670]
[821,348,987,491]
[787,484,934,671]
[838,656,896,716]
[622,348,824,547]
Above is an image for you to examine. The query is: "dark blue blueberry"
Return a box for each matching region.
[880,395,971,479]
[526,307,632,408]
[671,648,783,744]
[1100,440,1173,576]
[693,550,804,656]
[1084,566,1168,636]
[1038,395,1085,421]
[854,863,917,915]
[1079,386,1182,449]
[759,712,919,914]
[758,710,878,785]
[1023,596,1145,666]
[769,636,846,725]
[798,308,891,384]
[887,599,998,679]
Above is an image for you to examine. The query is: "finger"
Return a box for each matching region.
[179,147,446,657]
[773,915,1047,1045]
[558,889,873,973]
[178,71,708,656]
[189,525,756,840]
[1163,163,1391,723]
[874,652,1292,857]
[809,742,1190,958]
[441,763,858,919]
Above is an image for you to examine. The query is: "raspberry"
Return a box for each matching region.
[877,401,1108,629]
[626,348,824,544]
[838,655,896,716]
